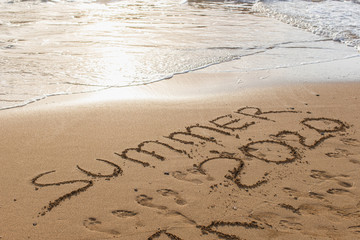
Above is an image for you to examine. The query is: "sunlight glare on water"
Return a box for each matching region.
[0,0,358,109]
[0,0,258,108]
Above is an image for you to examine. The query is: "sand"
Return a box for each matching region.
[1,61,360,239]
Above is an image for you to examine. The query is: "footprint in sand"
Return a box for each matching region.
[83,217,120,235]
[283,187,329,201]
[282,187,306,199]
[282,187,299,195]
[249,210,302,233]
[325,148,352,158]
[111,210,138,218]
[157,189,187,205]
[310,170,334,180]
[310,170,353,188]
[279,219,303,231]
[135,194,195,225]
[308,191,326,200]
[171,170,203,184]
[341,138,360,146]
[337,181,353,188]
[136,194,167,210]
[326,188,350,195]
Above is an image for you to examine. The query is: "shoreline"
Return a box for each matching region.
[1,35,359,112]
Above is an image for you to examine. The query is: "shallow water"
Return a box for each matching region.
[0,0,359,109]
[254,0,360,49]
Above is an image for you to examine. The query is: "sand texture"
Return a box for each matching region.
[0,77,359,240]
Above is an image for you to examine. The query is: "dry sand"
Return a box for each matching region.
[1,67,360,240]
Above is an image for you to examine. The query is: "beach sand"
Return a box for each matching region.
[1,60,360,240]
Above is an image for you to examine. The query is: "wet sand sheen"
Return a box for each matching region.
[0,70,360,239]
[2,0,359,111]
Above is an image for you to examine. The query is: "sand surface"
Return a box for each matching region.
[1,61,360,240]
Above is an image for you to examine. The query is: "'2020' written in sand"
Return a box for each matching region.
[31,106,351,239]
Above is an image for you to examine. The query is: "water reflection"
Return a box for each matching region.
[0,0,329,109]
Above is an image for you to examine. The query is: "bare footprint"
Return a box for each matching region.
[283,187,299,195]
[279,219,303,231]
[337,181,353,188]
[341,138,360,146]
[310,170,333,180]
[308,191,326,200]
[157,189,187,205]
[83,217,119,235]
[299,203,332,215]
[325,148,352,158]
[310,170,352,188]
[135,194,195,225]
[326,188,350,194]
[171,171,203,184]
[311,169,351,180]
[111,210,138,218]
[136,194,167,210]
[84,217,101,226]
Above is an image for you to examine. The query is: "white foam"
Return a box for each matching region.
[253,0,360,50]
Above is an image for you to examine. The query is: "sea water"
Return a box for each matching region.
[0,0,359,109]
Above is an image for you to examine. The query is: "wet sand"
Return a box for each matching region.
[1,64,360,239]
